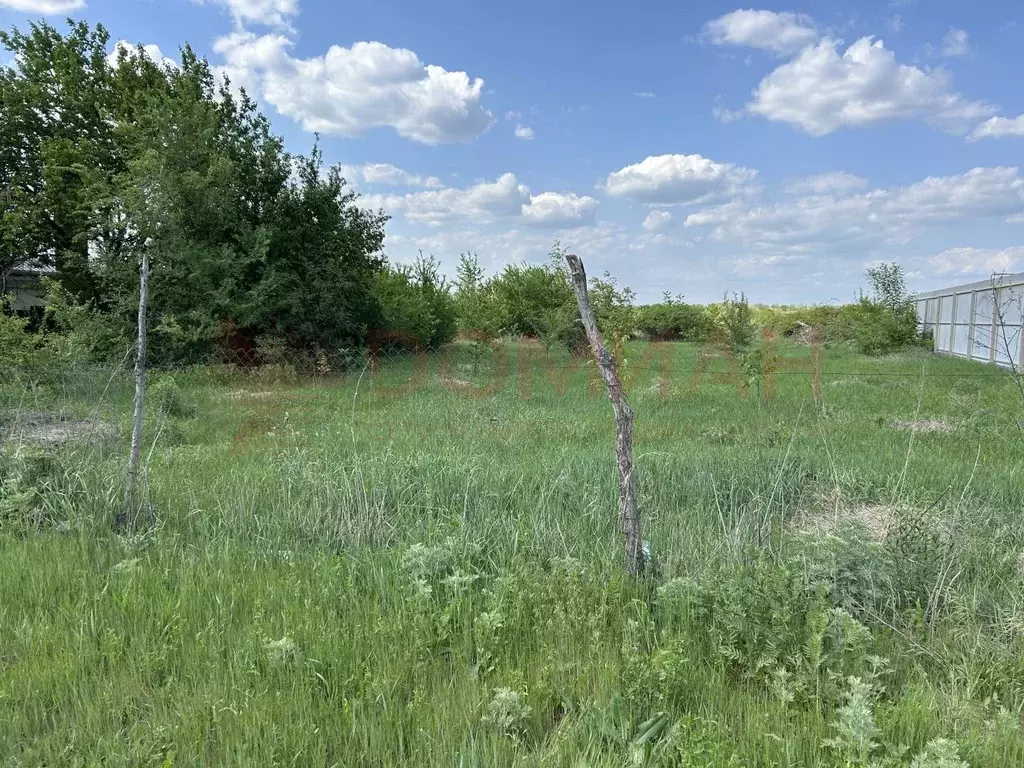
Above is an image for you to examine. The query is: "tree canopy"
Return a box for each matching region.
[1,20,388,362]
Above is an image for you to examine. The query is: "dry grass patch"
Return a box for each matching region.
[790,487,900,541]
[2,411,117,449]
[889,418,956,433]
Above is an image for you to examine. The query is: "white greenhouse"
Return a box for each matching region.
[913,272,1024,369]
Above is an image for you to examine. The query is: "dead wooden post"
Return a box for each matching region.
[120,249,149,528]
[564,253,644,576]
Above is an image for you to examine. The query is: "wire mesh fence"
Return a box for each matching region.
[2,336,1020,447]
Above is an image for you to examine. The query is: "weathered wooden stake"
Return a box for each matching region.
[121,249,149,528]
[564,253,644,576]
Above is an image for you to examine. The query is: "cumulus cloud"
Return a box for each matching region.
[366,173,598,229]
[704,9,819,56]
[784,172,868,195]
[514,124,535,140]
[941,28,970,58]
[0,0,83,11]
[929,246,1024,276]
[642,210,673,232]
[521,192,598,226]
[969,115,1024,141]
[372,173,529,226]
[339,163,443,189]
[198,0,298,28]
[685,167,1024,252]
[213,33,494,145]
[604,154,758,204]
[108,41,178,70]
[747,37,994,135]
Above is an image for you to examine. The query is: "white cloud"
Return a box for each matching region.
[929,246,1024,276]
[784,172,868,195]
[369,173,529,226]
[367,173,598,229]
[521,192,598,227]
[747,37,995,135]
[604,154,758,204]
[642,210,673,232]
[213,33,494,145]
[0,0,83,11]
[704,9,819,56]
[108,41,177,70]
[339,163,443,189]
[634,91,657,99]
[685,167,1024,252]
[514,124,535,140]
[887,15,904,33]
[386,222,633,285]
[941,28,970,58]
[969,115,1024,141]
[712,104,745,123]
[198,0,298,28]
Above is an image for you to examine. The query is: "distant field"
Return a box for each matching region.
[2,341,1024,767]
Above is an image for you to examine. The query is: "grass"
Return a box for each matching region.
[2,340,1024,766]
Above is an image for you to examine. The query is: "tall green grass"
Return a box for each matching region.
[1,341,1023,766]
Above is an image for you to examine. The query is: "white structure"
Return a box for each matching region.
[914,272,1024,369]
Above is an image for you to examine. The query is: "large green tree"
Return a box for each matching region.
[1,20,388,362]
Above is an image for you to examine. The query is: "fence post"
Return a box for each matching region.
[564,253,644,576]
[120,249,149,529]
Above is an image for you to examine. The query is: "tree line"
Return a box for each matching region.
[1,21,921,367]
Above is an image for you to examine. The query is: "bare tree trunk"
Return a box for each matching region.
[564,253,644,576]
[120,250,149,529]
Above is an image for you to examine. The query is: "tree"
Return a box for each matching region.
[2,20,389,362]
[853,263,918,355]
[0,21,119,299]
[455,252,497,371]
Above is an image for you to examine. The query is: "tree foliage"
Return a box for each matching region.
[1,21,388,363]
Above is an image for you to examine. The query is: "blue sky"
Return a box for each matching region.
[3,0,1023,303]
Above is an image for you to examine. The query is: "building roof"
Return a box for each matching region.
[912,272,1024,300]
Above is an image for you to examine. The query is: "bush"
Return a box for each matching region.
[850,298,919,355]
[376,255,458,349]
[489,262,573,339]
[711,293,755,352]
[0,308,43,366]
[635,301,713,342]
[657,555,877,709]
[850,264,920,355]
[541,303,587,354]
[149,376,197,419]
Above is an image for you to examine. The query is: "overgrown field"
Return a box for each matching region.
[2,341,1024,767]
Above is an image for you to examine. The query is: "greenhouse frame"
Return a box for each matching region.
[913,272,1024,369]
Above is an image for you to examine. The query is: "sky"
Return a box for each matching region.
[2,0,1023,304]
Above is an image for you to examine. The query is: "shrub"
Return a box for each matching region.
[657,556,877,709]
[0,307,43,366]
[541,303,588,354]
[489,262,573,339]
[851,264,920,355]
[635,300,713,342]
[482,688,532,739]
[712,293,755,352]
[149,376,197,419]
[376,255,458,349]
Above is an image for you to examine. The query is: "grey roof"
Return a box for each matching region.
[7,261,56,276]
[912,272,1024,300]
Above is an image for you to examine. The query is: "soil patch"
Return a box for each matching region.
[2,411,117,448]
